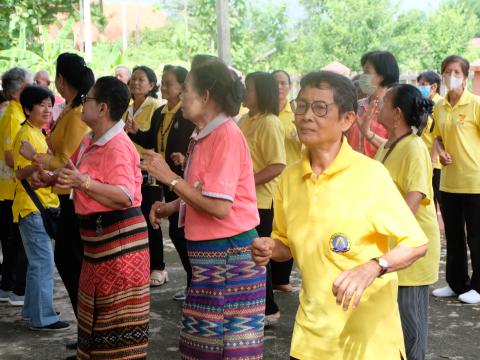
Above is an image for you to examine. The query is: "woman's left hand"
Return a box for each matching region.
[140,149,176,184]
[56,160,86,189]
[332,260,381,311]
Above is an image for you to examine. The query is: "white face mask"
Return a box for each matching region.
[443,75,463,91]
[358,73,377,96]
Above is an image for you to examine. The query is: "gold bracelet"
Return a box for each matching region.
[82,175,91,190]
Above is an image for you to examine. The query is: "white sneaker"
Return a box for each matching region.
[432,286,456,298]
[458,290,480,304]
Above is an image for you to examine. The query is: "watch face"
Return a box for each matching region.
[379,258,388,268]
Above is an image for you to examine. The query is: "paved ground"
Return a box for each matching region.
[0,222,479,359]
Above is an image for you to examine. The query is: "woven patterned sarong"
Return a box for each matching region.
[77,207,150,359]
[180,229,266,360]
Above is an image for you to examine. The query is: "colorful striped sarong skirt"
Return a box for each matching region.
[180,229,266,360]
[77,207,150,359]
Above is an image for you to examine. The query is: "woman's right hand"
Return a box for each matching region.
[439,150,453,166]
[124,117,139,134]
[170,152,185,167]
[356,99,378,136]
[149,201,174,230]
[251,237,275,266]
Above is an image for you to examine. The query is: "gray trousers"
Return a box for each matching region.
[398,285,429,360]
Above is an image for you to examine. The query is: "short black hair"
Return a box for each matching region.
[245,72,279,116]
[441,55,470,77]
[56,52,94,108]
[92,76,131,121]
[361,51,399,87]
[163,65,188,84]
[19,85,55,118]
[299,71,358,117]
[417,71,441,92]
[132,65,159,98]
[390,84,434,129]
[189,60,244,117]
[271,69,291,85]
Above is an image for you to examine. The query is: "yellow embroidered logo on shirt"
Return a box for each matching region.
[329,232,351,253]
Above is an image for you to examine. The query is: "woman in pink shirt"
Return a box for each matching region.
[141,57,266,359]
[54,77,150,359]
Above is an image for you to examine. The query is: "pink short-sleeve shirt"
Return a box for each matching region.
[71,120,143,215]
[183,115,259,240]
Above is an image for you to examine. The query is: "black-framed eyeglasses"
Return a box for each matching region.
[81,94,98,104]
[294,100,335,117]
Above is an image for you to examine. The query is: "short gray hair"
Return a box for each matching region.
[2,67,32,100]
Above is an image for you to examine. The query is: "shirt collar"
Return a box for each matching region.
[301,138,354,180]
[280,102,293,114]
[87,120,125,147]
[161,101,182,115]
[444,89,473,108]
[192,113,229,141]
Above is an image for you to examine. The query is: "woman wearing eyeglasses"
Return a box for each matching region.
[252,71,428,360]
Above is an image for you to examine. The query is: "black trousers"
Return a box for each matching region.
[55,195,83,316]
[168,212,192,287]
[440,192,480,294]
[0,200,27,296]
[256,208,279,315]
[432,168,441,210]
[271,259,293,285]
[141,185,165,271]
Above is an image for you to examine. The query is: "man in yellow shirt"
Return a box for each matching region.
[0,67,31,305]
[417,71,443,209]
[252,71,428,359]
[431,55,480,304]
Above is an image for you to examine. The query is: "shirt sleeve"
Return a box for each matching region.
[258,116,286,166]
[401,144,432,205]
[370,164,428,249]
[4,116,22,152]
[45,112,89,170]
[271,173,289,247]
[13,130,33,170]
[199,133,242,202]
[100,143,139,204]
[432,102,441,138]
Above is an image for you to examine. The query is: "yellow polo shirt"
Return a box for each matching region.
[12,122,59,222]
[375,134,440,286]
[421,93,442,170]
[0,100,25,200]
[238,112,286,209]
[279,102,302,165]
[43,105,89,195]
[272,139,427,360]
[433,89,480,193]
[157,101,182,157]
[123,96,162,153]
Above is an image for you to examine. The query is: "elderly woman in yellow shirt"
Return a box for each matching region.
[123,65,167,287]
[431,55,480,305]
[375,84,440,360]
[0,67,32,305]
[252,71,428,360]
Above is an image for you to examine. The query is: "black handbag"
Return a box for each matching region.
[20,179,60,239]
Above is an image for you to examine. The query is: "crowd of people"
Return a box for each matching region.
[0,49,478,360]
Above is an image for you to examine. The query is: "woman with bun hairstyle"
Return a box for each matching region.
[126,65,195,300]
[123,65,167,287]
[140,57,266,359]
[375,84,440,360]
[23,53,94,320]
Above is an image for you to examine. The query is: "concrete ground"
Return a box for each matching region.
[0,222,479,360]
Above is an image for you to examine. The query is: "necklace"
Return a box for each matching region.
[381,130,412,163]
[159,112,176,153]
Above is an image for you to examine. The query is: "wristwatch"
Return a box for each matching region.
[169,176,181,191]
[371,257,388,277]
